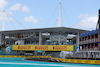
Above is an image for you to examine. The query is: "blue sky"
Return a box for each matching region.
[0,0,100,31]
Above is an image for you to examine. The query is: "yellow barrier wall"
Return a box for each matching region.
[12,45,74,51]
[0,55,100,65]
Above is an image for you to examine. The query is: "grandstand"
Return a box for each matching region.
[0,27,87,46]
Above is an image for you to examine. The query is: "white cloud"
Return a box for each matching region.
[10,4,30,12]
[0,0,8,11]
[6,11,13,15]
[10,3,21,11]
[23,16,38,24]
[22,6,30,12]
[76,14,98,30]
[0,11,13,22]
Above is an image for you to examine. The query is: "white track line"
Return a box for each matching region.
[0,61,91,67]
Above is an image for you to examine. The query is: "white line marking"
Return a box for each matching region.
[0,62,90,67]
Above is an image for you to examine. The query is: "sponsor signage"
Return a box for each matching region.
[77,60,82,63]
[12,45,74,51]
[95,61,100,64]
[85,60,91,63]
[18,46,31,49]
